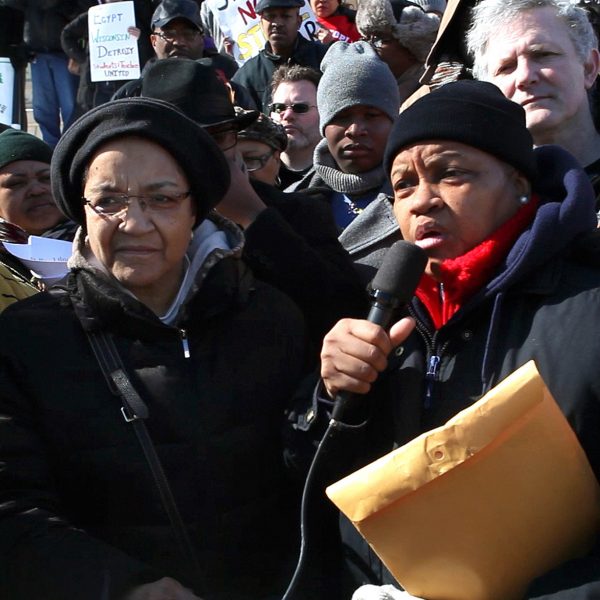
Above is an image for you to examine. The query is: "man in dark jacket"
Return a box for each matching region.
[231,0,327,112]
[1,0,80,146]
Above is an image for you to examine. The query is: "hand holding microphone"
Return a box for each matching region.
[321,241,427,405]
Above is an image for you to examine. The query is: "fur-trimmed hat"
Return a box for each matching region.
[356,0,441,63]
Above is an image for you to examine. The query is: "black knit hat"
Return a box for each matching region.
[0,128,52,171]
[384,80,536,182]
[51,97,230,226]
[141,58,259,129]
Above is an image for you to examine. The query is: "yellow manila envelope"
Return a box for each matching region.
[326,361,600,600]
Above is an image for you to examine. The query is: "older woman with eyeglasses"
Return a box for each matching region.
[0,97,308,600]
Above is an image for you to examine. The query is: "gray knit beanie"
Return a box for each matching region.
[318,41,400,134]
[356,0,441,63]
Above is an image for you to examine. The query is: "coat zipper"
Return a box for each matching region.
[411,307,447,410]
[180,328,191,358]
[424,355,440,409]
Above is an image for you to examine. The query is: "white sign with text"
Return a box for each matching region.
[0,58,14,125]
[88,1,140,82]
[203,0,318,65]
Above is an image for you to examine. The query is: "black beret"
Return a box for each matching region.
[51,97,230,226]
[384,80,536,183]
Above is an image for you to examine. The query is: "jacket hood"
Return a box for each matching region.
[479,145,597,301]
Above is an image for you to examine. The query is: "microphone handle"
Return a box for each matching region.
[331,295,401,422]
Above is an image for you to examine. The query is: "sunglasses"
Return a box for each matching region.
[269,102,315,114]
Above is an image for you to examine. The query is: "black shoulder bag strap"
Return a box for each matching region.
[84,327,203,587]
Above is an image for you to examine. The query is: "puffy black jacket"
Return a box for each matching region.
[0,229,307,600]
[232,35,327,112]
[289,145,600,600]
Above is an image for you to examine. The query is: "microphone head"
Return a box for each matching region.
[370,240,428,303]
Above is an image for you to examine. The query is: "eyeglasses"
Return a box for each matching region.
[153,29,203,43]
[269,102,315,115]
[83,192,191,216]
[242,148,276,172]
[360,35,395,50]
[207,128,238,151]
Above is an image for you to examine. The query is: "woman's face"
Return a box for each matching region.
[83,136,196,312]
[390,140,528,279]
[237,139,281,186]
[0,160,64,236]
[311,0,338,19]
[324,105,393,174]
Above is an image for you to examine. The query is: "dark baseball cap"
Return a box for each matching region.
[151,0,203,30]
[256,0,303,14]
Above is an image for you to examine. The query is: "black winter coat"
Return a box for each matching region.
[231,36,327,112]
[288,145,600,600]
[244,179,367,350]
[0,243,307,599]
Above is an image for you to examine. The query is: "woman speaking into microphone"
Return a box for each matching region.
[292,80,600,600]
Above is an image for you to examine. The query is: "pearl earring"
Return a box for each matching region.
[519,195,529,205]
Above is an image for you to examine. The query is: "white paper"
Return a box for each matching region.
[88,1,141,82]
[3,236,72,283]
[0,57,15,126]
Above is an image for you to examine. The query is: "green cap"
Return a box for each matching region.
[0,129,53,171]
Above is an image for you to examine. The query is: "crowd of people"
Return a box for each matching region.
[1,0,600,599]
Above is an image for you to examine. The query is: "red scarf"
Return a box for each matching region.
[316,15,360,42]
[415,196,538,329]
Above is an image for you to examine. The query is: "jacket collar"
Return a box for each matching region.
[65,213,250,334]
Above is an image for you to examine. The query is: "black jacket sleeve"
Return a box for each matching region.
[244,181,368,352]
[61,11,87,63]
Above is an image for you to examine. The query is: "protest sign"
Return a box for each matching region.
[0,58,14,126]
[88,1,140,82]
[203,0,318,65]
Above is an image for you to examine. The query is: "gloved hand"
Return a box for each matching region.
[351,584,425,600]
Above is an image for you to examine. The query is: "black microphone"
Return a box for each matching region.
[331,240,427,422]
